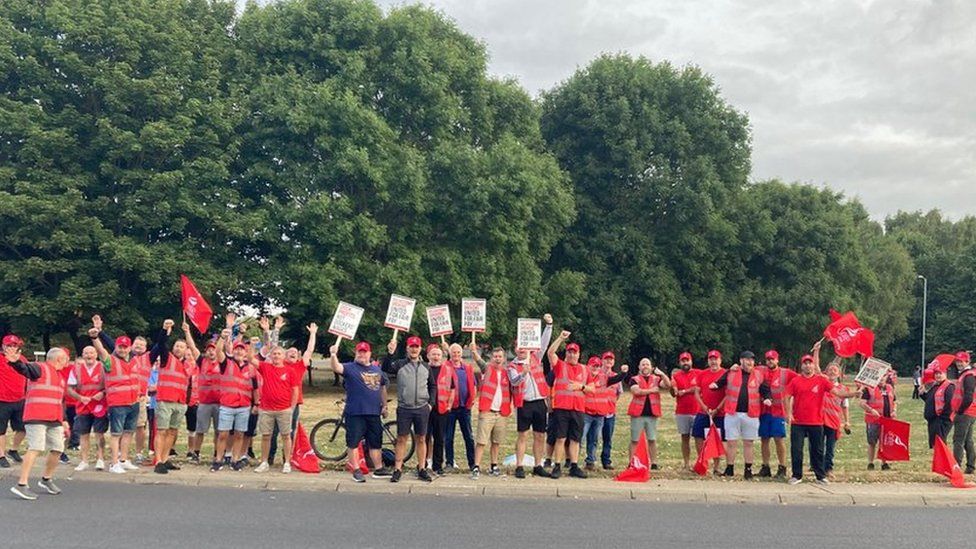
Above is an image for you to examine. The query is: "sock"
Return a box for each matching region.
[490,463,497,469]
[42,477,50,482]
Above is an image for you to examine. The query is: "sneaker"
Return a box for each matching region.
[723,465,734,477]
[7,450,23,463]
[74,461,89,472]
[602,463,614,470]
[432,469,445,477]
[515,466,526,479]
[109,462,126,474]
[966,466,975,475]
[254,461,270,473]
[744,467,754,480]
[59,453,70,464]
[788,477,803,485]
[489,465,501,477]
[867,463,875,471]
[121,460,139,471]
[238,457,250,468]
[815,478,830,486]
[352,469,366,483]
[418,469,433,482]
[543,458,552,468]
[0,456,9,468]
[282,463,291,474]
[650,463,660,470]
[134,453,146,465]
[584,462,595,472]
[10,484,37,500]
[153,463,169,475]
[391,469,402,483]
[231,460,246,472]
[881,463,891,471]
[758,464,771,477]
[569,464,588,479]
[371,467,393,478]
[223,456,232,466]
[95,459,106,471]
[550,464,562,479]
[38,478,61,495]
[775,465,787,479]
[532,465,551,478]
[188,453,200,464]
[210,461,222,473]
[470,466,480,480]
[165,461,181,471]
[169,448,177,457]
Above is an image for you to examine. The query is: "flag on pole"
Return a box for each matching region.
[823,310,875,358]
[290,423,320,473]
[932,436,974,488]
[615,431,651,482]
[877,417,911,462]
[693,422,726,476]
[180,274,213,334]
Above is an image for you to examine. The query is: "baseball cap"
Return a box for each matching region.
[956,351,970,363]
[678,352,692,361]
[707,350,721,360]
[2,334,23,347]
[426,344,440,355]
[355,341,371,353]
[740,350,756,360]
[115,336,132,348]
[406,336,422,348]
[587,356,601,367]
[602,351,615,360]
[232,341,247,350]
[205,342,217,350]
[565,342,580,353]
[765,350,779,360]
[801,354,815,363]
[922,368,937,385]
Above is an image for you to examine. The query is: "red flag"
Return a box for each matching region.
[823,311,875,358]
[932,436,974,488]
[828,308,842,322]
[877,417,911,462]
[290,422,320,473]
[346,441,370,474]
[180,274,213,334]
[693,422,726,476]
[615,431,651,482]
[928,354,956,373]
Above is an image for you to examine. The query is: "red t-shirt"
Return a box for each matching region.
[257,362,299,411]
[0,355,27,402]
[672,369,700,415]
[785,374,834,426]
[285,360,306,405]
[691,367,726,416]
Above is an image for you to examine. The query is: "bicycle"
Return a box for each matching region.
[309,399,415,467]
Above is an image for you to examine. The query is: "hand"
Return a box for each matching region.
[620,364,629,373]
[559,330,571,340]
[730,363,740,371]
[763,399,772,407]
[787,414,795,424]
[258,316,270,331]
[251,406,258,415]
[79,396,92,405]
[381,405,388,419]
[93,392,104,401]
[92,315,103,331]
[239,323,248,333]
[708,383,718,390]
[329,343,340,356]
[307,323,318,334]
[654,368,665,377]
[220,328,232,340]
[872,409,882,417]
[225,312,237,328]
[88,328,100,339]
[274,316,285,330]
[182,322,191,333]
[387,338,397,355]
[813,340,822,351]
[468,343,478,353]
[543,313,553,324]
[163,319,175,332]
[707,408,716,417]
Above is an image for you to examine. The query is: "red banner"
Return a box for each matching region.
[877,417,911,462]
[290,423,320,473]
[823,310,874,358]
[180,274,213,334]
[693,422,726,476]
[615,431,651,482]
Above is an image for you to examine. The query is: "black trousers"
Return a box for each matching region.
[427,409,448,472]
[928,417,953,449]
[790,424,825,480]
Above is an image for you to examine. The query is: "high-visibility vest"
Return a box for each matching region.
[551,360,585,412]
[132,353,151,396]
[822,381,844,436]
[219,360,255,408]
[584,369,614,416]
[157,354,190,404]
[863,385,890,424]
[434,366,458,414]
[510,354,550,407]
[446,360,476,409]
[935,379,955,419]
[477,367,512,417]
[627,374,661,417]
[23,362,65,422]
[723,369,763,418]
[759,366,792,417]
[196,358,221,405]
[105,355,139,407]
[73,363,106,417]
[950,370,976,418]
[59,367,77,407]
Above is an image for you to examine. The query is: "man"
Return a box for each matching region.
[508,314,553,478]
[67,347,108,472]
[268,322,316,466]
[329,340,392,482]
[922,367,954,449]
[626,358,670,470]
[545,330,588,479]
[756,349,796,478]
[212,330,259,472]
[382,334,433,482]
[710,351,771,479]
[470,347,514,479]
[0,334,27,469]
[821,362,856,479]
[670,352,699,470]
[912,366,922,399]
[153,320,199,474]
[90,328,141,474]
[581,354,628,471]
[862,373,897,471]
[691,350,727,475]
[192,340,222,464]
[948,351,966,381]
[5,347,71,500]
[951,351,976,473]
[254,346,300,474]
[600,351,624,470]
[426,344,454,475]
[443,343,477,472]
[58,353,79,457]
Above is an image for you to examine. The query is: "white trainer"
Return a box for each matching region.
[74,461,89,472]
[282,463,291,474]
[95,459,106,471]
[109,462,126,474]
[121,460,139,471]
[254,461,270,473]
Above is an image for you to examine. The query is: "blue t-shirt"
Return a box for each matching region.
[342,361,388,416]
[456,366,470,408]
[148,369,159,409]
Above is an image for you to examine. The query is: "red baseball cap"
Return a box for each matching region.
[602,351,615,360]
[115,336,132,348]
[801,354,814,363]
[355,341,371,353]
[922,368,937,385]
[406,336,422,348]
[678,352,692,361]
[2,334,23,347]
[232,341,247,350]
[956,351,970,363]
[426,344,440,355]
[707,350,721,359]
[765,350,779,360]
[565,343,580,353]
[587,356,601,367]
[205,342,217,350]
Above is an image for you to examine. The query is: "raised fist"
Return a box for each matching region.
[92,315,103,330]
[220,328,232,340]
[163,319,175,331]
[329,343,340,356]
[307,323,318,334]
[543,313,553,324]
[620,364,629,373]
[559,330,571,340]
[225,312,237,328]
[88,328,100,339]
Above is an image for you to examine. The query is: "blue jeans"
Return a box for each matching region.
[581,414,605,465]
[445,407,475,469]
[601,415,616,466]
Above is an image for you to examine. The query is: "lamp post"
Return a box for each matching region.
[917,275,927,369]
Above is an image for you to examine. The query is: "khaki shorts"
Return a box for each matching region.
[258,408,293,436]
[476,411,507,445]
[156,401,187,430]
[137,397,148,428]
[26,424,65,453]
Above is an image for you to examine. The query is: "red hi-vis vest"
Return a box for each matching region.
[761,366,791,417]
[822,381,844,434]
[434,366,458,414]
[552,360,586,412]
[478,367,512,417]
[724,369,764,418]
[584,369,614,416]
[105,355,139,407]
[935,379,955,420]
[627,374,662,417]
[863,385,891,425]
[132,353,151,396]
[447,360,476,409]
[157,354,190,404]
[23,362,65,422]
[187,372,199,407]
[950,369,976,418]
[197,358,222,405]
[510,354,550,407]
[73,363,106,417]
[219,360,255,408]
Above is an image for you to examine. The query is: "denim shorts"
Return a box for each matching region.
[108,403,139,435]
[218,406,251,432]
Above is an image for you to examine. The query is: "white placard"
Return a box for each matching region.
[854,357,891,388]
[328,301,364,340]
[426,305,453,337]
[516,318,542,350]
[461,298,487,333]
[383,294,416,332]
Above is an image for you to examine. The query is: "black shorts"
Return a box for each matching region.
[396,406,429,437]
[345,415,383,449]
[74,413,108,435]
[245,411,258,437]
[517,399,548,433]
[185,405,198,433]
[549,409,584,442]
[0,401,25,434]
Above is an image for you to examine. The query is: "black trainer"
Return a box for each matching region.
[165,461,181,470]
[650,464,659,470]
[7,450,23,463]
[758,464,771,477]
[867,463,876,471]
[514,466,525,479]
[744,465,754,480]
[154,463,169,474]
[881,463,891,471]
[0,456,10,469]
[550,464,562,479]
[569,464,587,479]
[532,465,551,478]
[231,459,246,471]
[602,463,614,470]
[390,469,402,483]
[775,465,787,478]
[723,465,734,477]
[210,461,222,472]
[418,469,433,482]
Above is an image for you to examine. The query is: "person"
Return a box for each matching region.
[951,351,976,473]
[670,352,699,470]
[822,362,856,478]
[783,344,849,485]
[545,330,588,479]
[58,353,79,457]
[268,321,316,466]
[153,320,199,474]
[600,351,624,470]
[442,342,477,472]
[690,350,727,475]
[329,340,392,482]
[89,328,141,474]
[211,330,259,472]
[948,351,967,381]
[192,340,222,464]
[756,349,796,478]
[5,346,70,500]
[626,358,670,470]
[426,344,454,475]
[66,347,108,472]
[580,354,628,471]
[508,314,553,478]
[185,358,201,463]
[710,351,771,479]
[0,334,27,469]
[254,346,299,474]
[382,334,433,483]
[470,347,514,479]
[923,367,954,449]
[912,366,922,400]
[146,363,159,456]
[861,374,897,471]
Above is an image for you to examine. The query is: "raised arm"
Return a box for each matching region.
[547,330,569,367]
[539,314,553,355]
[183,322,201,361]
[88,328,111,362]
[329,340,345,375]
[303,323,318,366]
[811,340,822,374]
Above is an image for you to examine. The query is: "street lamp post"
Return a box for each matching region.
[918,275,927,369]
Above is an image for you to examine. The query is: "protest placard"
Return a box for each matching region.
[854,357,892,388]
[517,318,542,350]
[383,294,416,332]
[426,304,453,337]
[328,301,364,340]
[461,298,486,333]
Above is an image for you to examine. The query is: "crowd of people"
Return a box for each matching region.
[2,312,975,501]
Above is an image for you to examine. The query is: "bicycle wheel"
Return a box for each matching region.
[309,418,348,461]
[382,420,414,463]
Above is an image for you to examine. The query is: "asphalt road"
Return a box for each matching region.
[1,481,968,549]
